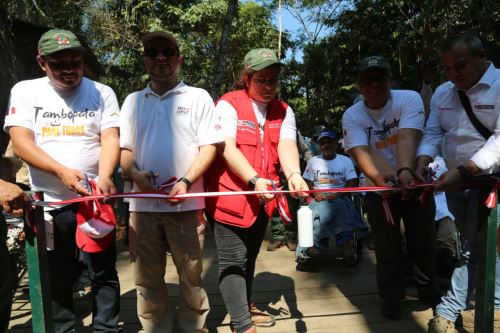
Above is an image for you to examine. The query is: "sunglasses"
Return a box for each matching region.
[359,74,389,86]
[253,78,279,86]
[144,47,178,58]
[46,60,83,70]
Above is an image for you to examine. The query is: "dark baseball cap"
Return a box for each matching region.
[358,56,391,73]
[38,29,85,56]
[318,130,337,141]
[142,31,179,51]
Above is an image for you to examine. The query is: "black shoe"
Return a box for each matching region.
[295,261,318,272]
[382,300,402,320]
[418,285,442,307]
[267,239,285,251]
[285,235,297,251]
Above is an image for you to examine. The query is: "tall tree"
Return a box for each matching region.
[210,0,238,99]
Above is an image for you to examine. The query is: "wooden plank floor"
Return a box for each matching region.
[8,225,487,333]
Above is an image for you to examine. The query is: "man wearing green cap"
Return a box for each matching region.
[4,29,121,332]
[342,55,440,320]
[205,48,308,333]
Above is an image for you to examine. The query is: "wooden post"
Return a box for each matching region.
[24,192,53,332]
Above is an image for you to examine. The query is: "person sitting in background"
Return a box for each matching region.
[296,130,368,271]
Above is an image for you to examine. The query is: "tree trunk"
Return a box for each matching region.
[210,0,238,99]
[0,2,18,152]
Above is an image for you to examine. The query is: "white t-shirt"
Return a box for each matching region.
[120,81,224,212]
[4,77,120,202]
[342,90,425,168]
[217,99,296,141]
[302,154,357,189]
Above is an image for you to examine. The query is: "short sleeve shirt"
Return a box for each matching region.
[4,77,120,202]
[302,154,357,189]
[342,90,425,168]
[120,81,224,212]
[216,99,297,141]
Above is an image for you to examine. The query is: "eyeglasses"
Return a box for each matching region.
[46,60,83,70]
[144,47,178,58]
[359,74,389,86]
[253,78,279,86]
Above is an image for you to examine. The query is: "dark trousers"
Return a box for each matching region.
[211,209,268,333]
[0,217,13,332]
[365,192,437,301]
[48,205,120,333]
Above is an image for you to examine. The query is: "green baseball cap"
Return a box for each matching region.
[243,48,283,71]
[38,29,85,56]
[358,55,391,73]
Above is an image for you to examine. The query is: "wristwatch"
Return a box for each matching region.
[178,177,193,190]
[248,175,261,190]
[456,165,473,181]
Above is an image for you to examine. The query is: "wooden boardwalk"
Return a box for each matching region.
[8,225,484,333]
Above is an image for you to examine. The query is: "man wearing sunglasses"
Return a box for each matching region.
[4,29,121,332]
[342,56,440,320]
[120,31,223,332]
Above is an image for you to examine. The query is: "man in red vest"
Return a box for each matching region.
[205,48,308,333]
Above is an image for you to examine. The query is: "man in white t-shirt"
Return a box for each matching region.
[296,130,368,270]
[120,31,223,333]
[342,56,439,320]
[4,29,121,333]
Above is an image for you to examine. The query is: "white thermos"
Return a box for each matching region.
[297,205,313,248]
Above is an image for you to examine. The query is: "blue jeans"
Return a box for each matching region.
[48,204,120,333]
[296,196,368,258]
[436,189,500,321]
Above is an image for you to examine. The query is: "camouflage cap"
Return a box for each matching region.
[243,48,283,71]
[38,29,85,56]
[358,55,391,73]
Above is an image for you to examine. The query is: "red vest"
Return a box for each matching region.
[205,89,287,228]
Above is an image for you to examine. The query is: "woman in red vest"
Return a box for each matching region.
[205,49,308,333]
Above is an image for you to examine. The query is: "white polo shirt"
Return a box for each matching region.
[120,81,224,212]
[418,63,500,173]
[4,77,120,202]
[342,89,425,169]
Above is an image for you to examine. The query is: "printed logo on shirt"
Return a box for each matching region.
[318,177,340,185]
[438,106,454,111]
[237,120,256,129]
[474,104,495,110]
[343,128,347,137]
[366,118,400,141]
[34,106,96,124]
[41,125,85,137]
[9,107,15,115]
[110,111,120,117]
[375,134,398,150]
[315,170,342,177]
[268,122,281,129]
[176,106,190,115]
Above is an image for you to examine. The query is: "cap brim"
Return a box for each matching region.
[318,135,337,141]
[358,66,390,74]
[76,227,114,253]
[142,32,178,50]
[252,59,284,71]
[42,46,86,56]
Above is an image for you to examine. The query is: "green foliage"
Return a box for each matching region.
[297,0,500,134]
